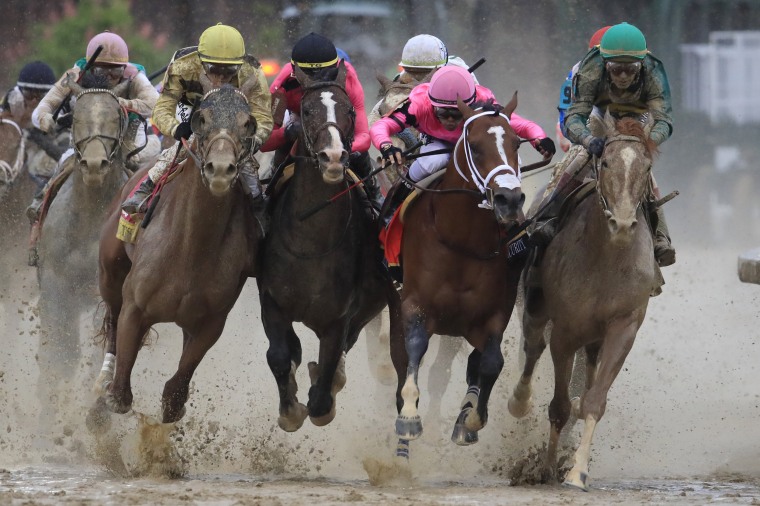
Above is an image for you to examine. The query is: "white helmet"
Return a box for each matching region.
[399,34,448,70]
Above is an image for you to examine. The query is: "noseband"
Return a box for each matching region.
[71,88,127,164]
[299,81,355,164]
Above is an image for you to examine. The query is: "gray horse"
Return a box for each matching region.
[35,76,131,418]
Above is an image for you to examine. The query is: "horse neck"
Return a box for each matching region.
[0,125,21,161]
[433,161,498,238]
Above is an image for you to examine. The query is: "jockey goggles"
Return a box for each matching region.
[434,107,463,121]
[202,62,241,77]
[90,64,126,78]
[605,61,642,78]
[21,88,46,101]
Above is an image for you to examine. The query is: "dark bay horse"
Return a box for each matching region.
[393,97,529,458]
[95,79,261,424]
[36,77,131,415]
[508,113,662,491]
[257,61,400,431]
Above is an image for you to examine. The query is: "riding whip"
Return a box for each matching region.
[53,45,103,121]
[298,141,423,221]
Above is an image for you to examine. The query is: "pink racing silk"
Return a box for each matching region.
[370,83,547,148]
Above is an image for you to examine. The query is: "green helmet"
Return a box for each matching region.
[600,22,647,60]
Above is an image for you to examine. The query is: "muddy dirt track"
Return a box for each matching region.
[1,172,760,504]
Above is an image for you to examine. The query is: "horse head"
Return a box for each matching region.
[67,73,130,186]
[596,111,656,241]
[189,76,257,196]
[454,93,524,226]
[294,61,356,183]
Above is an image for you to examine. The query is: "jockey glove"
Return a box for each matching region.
[380,144,403,166]
[284,121,302,143]
[585,136,605,158]
[56,113,73,130]
[173,121,193,141]
[535,137,556,157]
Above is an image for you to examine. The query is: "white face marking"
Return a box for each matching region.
[321,91,337,123]
[319,91,344,158]
[487,126,510,168]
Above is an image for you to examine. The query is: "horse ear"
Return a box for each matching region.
[199,72,214,94]
[503,91,518,119]
[603,109,617,134]
[111,78,131,98]
[419,69,435,84]
[335,60,348,87]
[376,72,393,92]
[239,74,259,97]
[456,97,475,121]
[65,72,84,97]
[293,64,311,88]
[190,109,204,135]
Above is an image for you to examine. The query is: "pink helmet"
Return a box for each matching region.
[428,65,476,107]
[86,32,129,65]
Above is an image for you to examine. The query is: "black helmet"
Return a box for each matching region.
[17,61,56,91]
[291,32,338,69]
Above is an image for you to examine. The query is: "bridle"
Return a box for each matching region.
[182,87,253,182]
[71,88,127,164]
[299,80,355,163]
[593,133,651,215]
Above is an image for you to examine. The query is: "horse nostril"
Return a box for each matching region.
[226,164,236,176]
[340,150,349,164]
[318,152,330,165]
[608,217,618,233]
[630,220,638,230]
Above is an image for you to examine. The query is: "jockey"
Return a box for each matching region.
[121,23,273,232]
[261,32,382,211]
[1,61,67,189]
[535,22,675,267]
[556,26,611,152]
[373,65,554,183]
[26,31,160,223]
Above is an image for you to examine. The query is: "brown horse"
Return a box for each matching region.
[257,61,400,431]
[0,118,24,201]
[93,79,261,425]
[392,96,529,458]
[508,113,662,490]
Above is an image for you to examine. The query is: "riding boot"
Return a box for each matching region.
[380,179,413,227]
[529,173,583,247]
[654,207,676,267]
[121,176,156,215]
[26,186,46,225]
[240,156,269,237]
[349,151,385,214]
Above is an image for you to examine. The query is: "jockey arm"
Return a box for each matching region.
[345,65,371,152]
[32,67,77,132]
[241,66,273,149]
[116,71,158,117]
[510,112,548,149]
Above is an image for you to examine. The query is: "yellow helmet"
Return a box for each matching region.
[198,23,245,65]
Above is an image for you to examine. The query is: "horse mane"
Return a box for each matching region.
[615,117,659,157]
[470,99,503,115]
[80,73,112,90]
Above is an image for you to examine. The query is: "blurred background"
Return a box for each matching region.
[2,0,760,247]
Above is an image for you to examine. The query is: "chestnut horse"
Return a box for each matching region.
[393,97,530,459]
[94,79,261,424]
[508,113,662,490]
[257,61,400,431]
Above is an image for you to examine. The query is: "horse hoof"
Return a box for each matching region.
[450,422,478,446]
[395,415,422,440]
[508,395,533,418]
[278,403,308,432]
[563,469,590,492]
[85,398,112,434]
[162,405,186,424]
[104,393,131,415]
[309,404,337,427]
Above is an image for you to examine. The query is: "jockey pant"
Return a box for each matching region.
[408,138,454,182]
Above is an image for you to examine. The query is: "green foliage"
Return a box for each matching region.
[27,0,175,78]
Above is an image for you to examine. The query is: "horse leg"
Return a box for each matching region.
[105,303,150,415]
[563,318,640,492]
[385,283,412,460]
[86,304,119,434]
[395,308,430,440]
[364,312,396,386]
[509,285,548,418]
[161,320,225,423]
[544,332,576,484]
[261,293,307,432]
[307,324,348,426]
[570,342,601,418]
[425,335,460,430]
[451,349,480,445]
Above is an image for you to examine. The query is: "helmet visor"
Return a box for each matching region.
[203,63,241,78]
